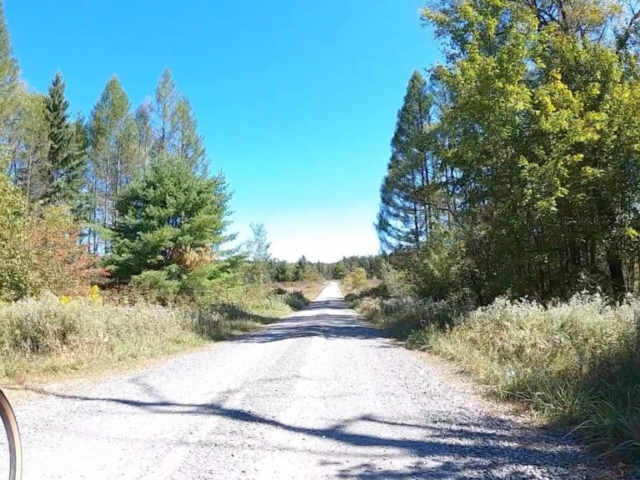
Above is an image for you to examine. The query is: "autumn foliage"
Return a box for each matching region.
[26,206,101,297]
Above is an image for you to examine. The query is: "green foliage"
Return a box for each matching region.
[243,223,271,286]
[333,261,346,279]
[273,261,294,282]
[377,1,640,306]
[44,72,86,208]
[293,256,320,282]
[343,267,369,291]
[105,156,232,297]
[0,167,29,301]
[0,0,20,140]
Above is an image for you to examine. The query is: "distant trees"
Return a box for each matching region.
[273,261,294,282]
[244,223,272,285]
[333,261,346,279]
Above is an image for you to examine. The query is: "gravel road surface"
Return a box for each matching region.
[5,282,589,479]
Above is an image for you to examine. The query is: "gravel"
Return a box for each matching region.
[3,282,592,479]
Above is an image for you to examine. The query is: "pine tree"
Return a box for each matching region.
[70,115,91,220]
[152,69,209,176]
[294,255,318,281]
[105,155,232,285]
[44,72,85,207]
[376,71,433,253]
[274,261,294,282]
[333,261,346,279]
[134,101,154,171]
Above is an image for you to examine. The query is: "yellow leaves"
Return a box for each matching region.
[581,166,602,180]
[88,285,102,305]
[548,69,562,83]
[59,296,72,305]
[58,285,102,306]
[625,227,640,240]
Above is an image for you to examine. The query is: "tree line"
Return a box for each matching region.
[0,1,232,302]
[377,0,640,303]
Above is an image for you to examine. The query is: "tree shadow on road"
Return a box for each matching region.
[229,298,384,344]
[19,387,587,479]
[231,313,382,344]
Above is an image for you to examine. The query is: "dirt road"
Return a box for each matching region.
[6,282,586,479]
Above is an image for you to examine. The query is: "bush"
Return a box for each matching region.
[131,270,181,305]
[354,293,474,338]
[0,282,311,380]
[378,261,415,298]
[353,284,640,459]
[26,206,100,297]
[422,294,640,459]
[0,294,206,377]
[0,171,29,301]
[343,267,369,291]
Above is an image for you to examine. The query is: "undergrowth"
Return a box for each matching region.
[0,284,317,382]
[350,288,640,461]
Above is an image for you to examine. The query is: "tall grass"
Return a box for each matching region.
[0,286,309,381]
[353,291,640,460]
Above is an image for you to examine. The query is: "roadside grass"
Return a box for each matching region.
[0,283,322,383]
[348,289,640,462]
[275,281,327,304]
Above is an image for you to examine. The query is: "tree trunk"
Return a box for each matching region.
[607,250,626,298]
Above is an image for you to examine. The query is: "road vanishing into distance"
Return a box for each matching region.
[7,283,588,479]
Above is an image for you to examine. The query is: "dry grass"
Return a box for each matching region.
[275,281,327,302]
[0,285,314,384]
[352,292,640,461]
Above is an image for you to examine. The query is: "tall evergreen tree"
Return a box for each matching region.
[376,71,435,253]
[134,101,154,171]
[105,156,232,285]
[44,72,85,206]
[152,69,209,176]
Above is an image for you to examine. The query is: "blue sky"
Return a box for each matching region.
[6,0,440,262]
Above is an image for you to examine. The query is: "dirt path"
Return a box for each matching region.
[4,282,588,479]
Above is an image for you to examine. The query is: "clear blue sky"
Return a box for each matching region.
[6,0,439,262]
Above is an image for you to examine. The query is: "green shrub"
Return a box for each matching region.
[131,270,180,305]
[0,171,30,301]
